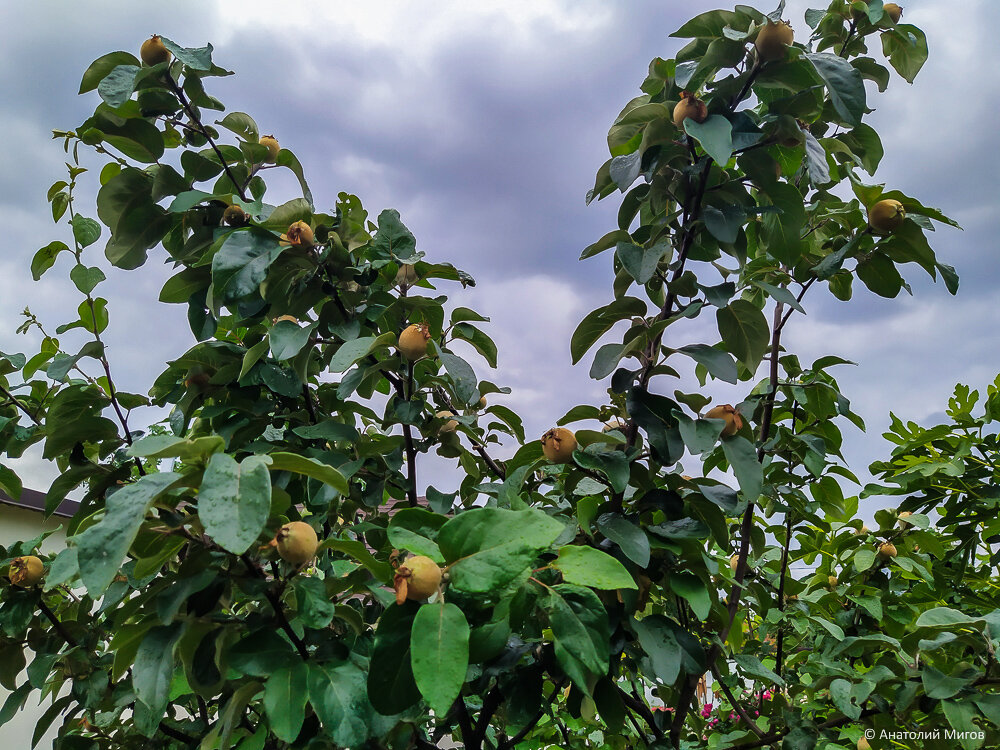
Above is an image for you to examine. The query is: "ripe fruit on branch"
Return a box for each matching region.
[393,555,442,604]
[854,525,871,536]
[897,511,912,528]
[10,555,44,587]
[281,221,315,247]
[878,542,897,560]
[275,521,319,565]
[436,411,458,433]
[755,20,794,61]
[867,199,905,234]
[884,3,903,22]
[259,135,280,164]
[140,35,171,66]
[398,323,431,360]
[828,575,839,587]
[223,205,248,226]
[541,427,577,463]
[672,92,708,129]
[705,404,743,437]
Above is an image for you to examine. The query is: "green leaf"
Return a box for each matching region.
[79,51,141,93]
[328,334,395,373]
[553,546,637,590]
[199,453,272,554]
[631,615,690,684]
[264,661,309,741]
[545,584,610,692]
[387,508,447,562]
[31,242,68,281]
[733,653,784,686]
[573,449,630,493]
[275,149,314,206]
[596,514,650,567]
[411,602,470,714]
[97,167,171,269]
[677,344,737,384]
[616,241,668,285]
[721,435,762,501]
[804,53,866,127]
[159,38,215,71]
[669,573,711,620]
[42,384,119,460]
[269,320,316,361]
[922,665,973,700]
[684,115,733,165]
[853,548,876,570]
[881,24,928,83]
[216,112,260,143]
[212,229,284,303]
[371,208,417,262]
[0,464,22,502]
[830,678,862,719]
[439,351,478,405]
[75,472,180,596]
[133,624,184,724]
[451,323,499,369]
[368,602,421,715]
[267,452,348,495]
[97,64,140,108]
[294,577,337,629]
[571,297,647,365]
[439,508,564,593]
[915,607,986,630]
[46,340,104,382]
[717,299,770,371]
[308,661,371,747]
[70,264,106,295]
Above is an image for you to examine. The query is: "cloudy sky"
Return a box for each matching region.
[1,0,998,517]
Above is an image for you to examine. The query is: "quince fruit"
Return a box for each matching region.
[223,205,248,226]
[393,555,442,604]
[868,199,905,234]
[755,20,794,61]
[705,404,742,437]
[281,221,314,247]
[436,411,458,433]
[884,3,903,23]
[878,542,897,560]
[10,555,44,587]
[140,35,171,66]
[259,135,280,164]
[828,575,839,587]
[275,521,319,565]
[672,92,708,129]
[541,427,577,463]
[398,323,431,361]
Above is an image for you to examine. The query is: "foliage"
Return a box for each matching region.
[1,3,997,750]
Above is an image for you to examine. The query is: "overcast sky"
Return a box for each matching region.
[1,1,998,517]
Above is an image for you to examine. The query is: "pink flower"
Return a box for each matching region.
[701,703,713,718]
[763,690,772,700]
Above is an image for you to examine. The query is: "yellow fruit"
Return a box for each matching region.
[10,556,44,587]
[281,221,315,247]
[475,395,487,410]
[828,575,839,587]
[140,35,171,66]
[436,411,458,433]
[868,199,905,234]
[878,542,897,560]
[259,135,280,164]
[541,427,577,463]
[395,264,418,287]
[672,92,708,129]
[275,521,319,565]
[223,205,248,226]
[274,315,299,325]
[897,511,912,528]
[398,323,431,360]
[858,737,871,750]
[393,555,442,604]
[855,525,871,536]
[729,555,739,572]
[705,404,743,437]
[884,3,903,23]
[755,20,794,61]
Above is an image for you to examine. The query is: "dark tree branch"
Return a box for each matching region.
[240,553,309,660]
[710,664,765,739]
[37,596,79,648]
[775,512,794,680]
[617,685,666,742]
[500,679,564,749]
[158,722,198,745]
